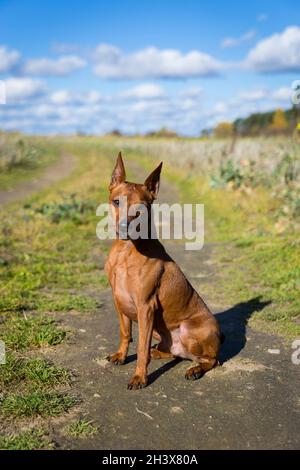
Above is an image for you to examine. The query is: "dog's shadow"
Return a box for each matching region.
[125,296,271,385]
[216,296,271,364]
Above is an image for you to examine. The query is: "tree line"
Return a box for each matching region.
[213,106,300,137]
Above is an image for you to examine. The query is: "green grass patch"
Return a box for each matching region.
[0,137,59,190]
[0,315,66,351]
[0,429,50,450]
[65,419,98,439]
[0,138,112,435]
[1,391,77,417]
[29,193,96,224]
[0,354,70,388]
[99,275,109,288]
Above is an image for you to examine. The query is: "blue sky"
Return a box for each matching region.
[0,0,299,135]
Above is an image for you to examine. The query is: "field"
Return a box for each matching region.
[0,134,299,449]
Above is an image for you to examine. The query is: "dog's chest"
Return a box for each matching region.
[107,250,139,320]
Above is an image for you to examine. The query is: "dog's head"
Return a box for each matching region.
[109,152,162,239]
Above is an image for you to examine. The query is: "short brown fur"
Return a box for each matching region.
[105,153,222,389]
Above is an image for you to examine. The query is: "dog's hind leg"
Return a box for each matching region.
[151,329,174,359]
[150,345,174,359]
[184,356,217,380]
[179,319,220,380]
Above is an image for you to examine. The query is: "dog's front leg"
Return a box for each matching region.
[106,310,132,365]
[127,304,154,390]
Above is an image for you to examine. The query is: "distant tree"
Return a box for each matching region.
[146,127,178,138]
[200,128,212,137]
[234,107,296,136]
[269,109,289,134]
[108,130,122,137]
[214,122,234,138]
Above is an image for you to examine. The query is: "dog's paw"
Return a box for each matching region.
[150,347,174,360]
[150,347,163,359]
[127,375,148,390]
[106,352,126,365]
[185,366,203,381]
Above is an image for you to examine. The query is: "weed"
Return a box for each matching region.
[66,419,98,438]
[32,193,95,224]
[0,429,50,450]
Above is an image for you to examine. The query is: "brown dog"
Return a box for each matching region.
[105,153,222,389]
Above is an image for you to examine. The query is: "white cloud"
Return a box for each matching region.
[121,83,165,100]
[272,86,292,101]
[50,89,102,105]
[50,90,74,105]
[92,44,121,62]
[0,82,205,135]
[0,80,294,136]
[23,55,86,76]
[5,77,46,103]
[179,86,203,98]
[213,102,228,114]
[232,86,292,107]
[93,45,223,79]
[0,45,20,72]
[221,30,256,49]
[51,42,80,53]
[245,26,300,72]
[238,89,268,101]
[257,13,268,22]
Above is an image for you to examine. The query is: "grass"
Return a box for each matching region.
[0,137,111,447]
[1,391,77,417]
[0,135,59,189]
[0,429,50,450]
[0,315,67,351]
[0,354,71,388]
[0,141,109,316]
[65,419,98,439]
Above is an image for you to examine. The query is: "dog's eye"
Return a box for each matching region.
[112,199,120,207]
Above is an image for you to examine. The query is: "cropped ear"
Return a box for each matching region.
[110,152,126,190]
[144,162,163,199]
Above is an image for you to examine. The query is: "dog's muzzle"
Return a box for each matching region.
[119,220,129,239]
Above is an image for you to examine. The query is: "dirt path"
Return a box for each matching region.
[45,159,300,450]
[0,153,75,206]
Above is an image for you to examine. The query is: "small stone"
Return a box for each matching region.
[170,406,184,415]
[95,358,108,368]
